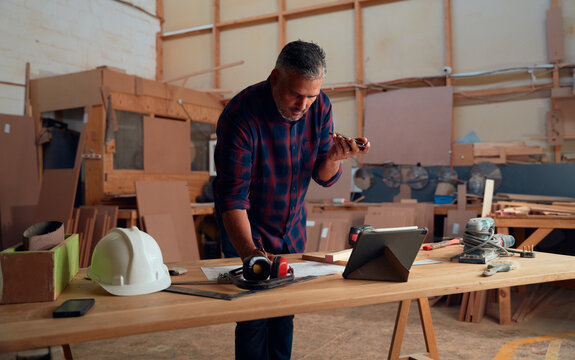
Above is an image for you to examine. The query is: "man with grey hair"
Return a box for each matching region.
[214,40,370,359]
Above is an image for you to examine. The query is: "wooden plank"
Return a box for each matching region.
[110,92,221,124]
[389,299,411,360]
[34,169,78,226]
[471,290,487,323]
[101,68,135,94]
[35,113,88,226]
[325,248,352,263]
[0,115,40,249]
[307,209,364,251]
[546,8,564,62]
[417,297,439,359]
[481,179,494,217]
[496,201,575,211]
[164,61,244,84]
[445,184,475,237]
[317,222,333,252]
[135,181,200,261]
[554,98,575,137]
[494,215,575,229]
[84,106,106,205]
[142,213,180,263]
[452,143,474,166]
[443,0,453,86]
[103,162,210,203]
[364,202,435,243]
[304,220,323,253]
[473,145,543,157]
[365,206,417,229]
[212,0,221,87]
[497,193,575,203]
[30,70,102,112]
[89,205,118,254]
[498,287,511,325]
[76,207,98,268]
[519,228,553,248]
[458,292,469,321]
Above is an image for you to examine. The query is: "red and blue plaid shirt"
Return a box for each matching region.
[214,78,341,254]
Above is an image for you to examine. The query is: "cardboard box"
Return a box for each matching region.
[0,234,79,304]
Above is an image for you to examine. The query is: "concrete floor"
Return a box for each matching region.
[3,284,575,360]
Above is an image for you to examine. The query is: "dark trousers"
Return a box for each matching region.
[235,315,294,360]
[217,215,295,359]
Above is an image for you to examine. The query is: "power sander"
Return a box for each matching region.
[454,217,516,264]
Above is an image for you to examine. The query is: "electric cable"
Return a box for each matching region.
[450,223,513,262]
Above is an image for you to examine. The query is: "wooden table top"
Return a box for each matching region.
[1,246,574,353]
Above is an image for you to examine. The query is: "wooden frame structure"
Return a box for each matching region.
[30,67,224,206]
[158,0,575,163]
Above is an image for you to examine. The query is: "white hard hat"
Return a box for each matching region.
[87,227,171,296]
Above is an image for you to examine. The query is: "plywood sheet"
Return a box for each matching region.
[546,8,564,62]
[34,169,78,224]
[135,181,199,261]
[445,210,476,237]
[0,115,40,249]
[364,203,434,243]
[364,206,417,229]
[304,219,323,253]
[307,210,364,251]
[452,143,474,166]
[143,213,180,263]
[34,114,87,227]
[143,117,191,174]
[362,87,453,166]
[305,161,352,201]
[30,70,102,112]
[555,98,575,136]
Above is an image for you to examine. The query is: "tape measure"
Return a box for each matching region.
[348,225,374,247]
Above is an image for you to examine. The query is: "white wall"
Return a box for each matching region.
[0,0,160,115]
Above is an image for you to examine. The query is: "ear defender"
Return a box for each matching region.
[242,255,271,281]
[270,256,289,278]
[242,255,289,281]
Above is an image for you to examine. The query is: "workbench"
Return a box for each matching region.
[495,214,575,249]
[1,246,575,360]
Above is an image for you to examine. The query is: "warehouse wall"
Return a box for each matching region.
[0,0,160,115]
[162,0,575,155]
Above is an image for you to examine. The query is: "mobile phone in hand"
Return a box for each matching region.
[53,298,95,318]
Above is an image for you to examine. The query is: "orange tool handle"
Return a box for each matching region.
[422,238,461,251]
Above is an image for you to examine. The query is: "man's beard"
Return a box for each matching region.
[278,107,306,122]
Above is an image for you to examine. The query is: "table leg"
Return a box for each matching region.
[519,228,552,249]
[417,297,439,359]
[389,299,411,360]
[388,298,439,360]
[62,344,74,360]
[498,287,511,325]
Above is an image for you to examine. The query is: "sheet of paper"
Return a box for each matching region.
[414,259,441,265]
[201,259,440,280]
[201,261,345,281]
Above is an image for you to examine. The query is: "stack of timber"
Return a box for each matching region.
[494,201,575,216]
[68,205,118,267]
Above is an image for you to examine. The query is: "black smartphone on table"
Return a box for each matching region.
[53,298,95,318]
